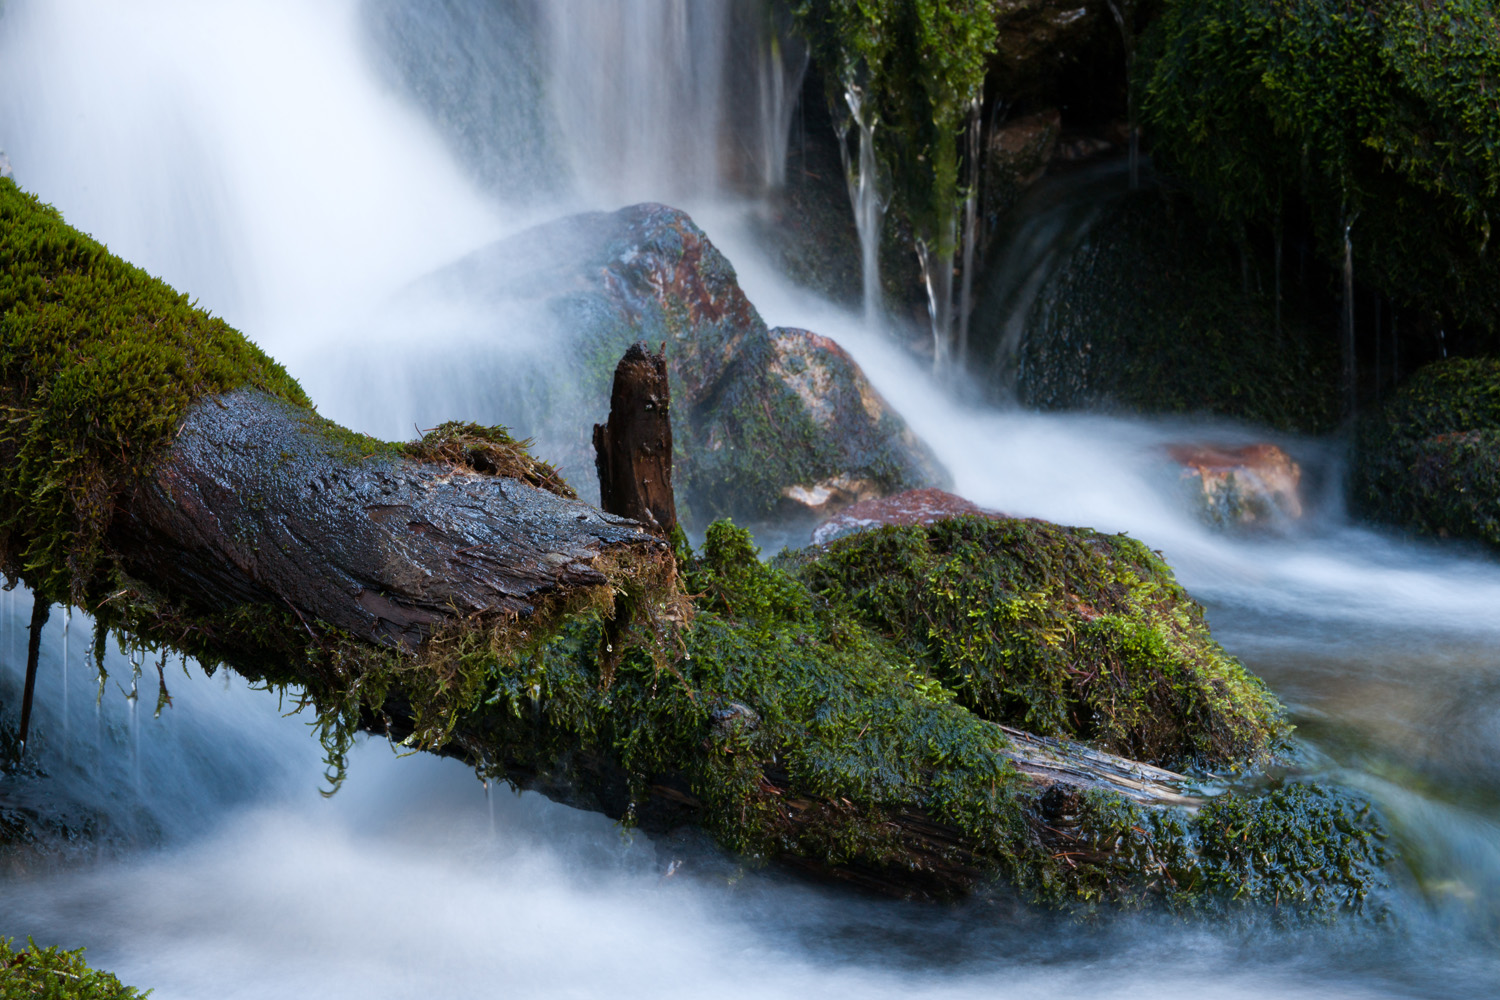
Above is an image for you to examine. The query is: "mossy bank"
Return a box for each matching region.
[1353,357,1500,550]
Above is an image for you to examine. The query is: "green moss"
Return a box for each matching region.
[1352,357,1500,549]
[990,192,1340,433]
[1141,0,1500,333]
[86,512,1380,912]
[795,0,1000,259]
[782,515,1288,771]
[0,937,150,998]
[401,420,575,497]
[0,178,309,604]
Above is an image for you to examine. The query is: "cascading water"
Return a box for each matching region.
[836,83,887,324]
[4,2,1500,998]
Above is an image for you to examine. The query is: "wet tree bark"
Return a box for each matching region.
[593,342,679,539]
[105,388,668,652]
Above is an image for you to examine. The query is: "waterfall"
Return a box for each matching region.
[752,6,808,192]
[10,5,1500,998]
[540,0,731,204]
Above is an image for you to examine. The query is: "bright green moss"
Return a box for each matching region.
[782,516,1289,771]
[0,937,150,999]
[0,179,309,604]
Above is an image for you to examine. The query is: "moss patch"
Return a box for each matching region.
[1352,357,1500,549]
[782,515,1288,771]
[0,937,150,998]
[402,421,575,498]
[0,178,309,604]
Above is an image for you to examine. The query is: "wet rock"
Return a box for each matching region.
[1167,442,1303,530]
[988,0,1120,106]
[812,487,1003,545]
[970,189,1340,433]
[1353,358,1500,550]
[983,109,1062,225]
[384,203,942,527]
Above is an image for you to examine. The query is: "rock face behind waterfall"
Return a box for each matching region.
[970,190,1340,434]
[1353,357,1500,550]
[410,203,942,525]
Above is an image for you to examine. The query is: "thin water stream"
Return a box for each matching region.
[2,2,1499,997]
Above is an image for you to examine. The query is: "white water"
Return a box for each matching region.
[3,2,1500,998]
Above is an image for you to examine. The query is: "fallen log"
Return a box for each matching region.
[0,178,1386,915]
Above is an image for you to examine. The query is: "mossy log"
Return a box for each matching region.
[1,178,1384,914]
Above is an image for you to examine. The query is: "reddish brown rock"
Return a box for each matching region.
[812,488,1004,544]
[1166,442,1303,529]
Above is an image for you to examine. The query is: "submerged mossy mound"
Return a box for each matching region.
[1352,357,1500,550]
[0,178,308,604]
[0,938,149,999]
[783,516,1288,771]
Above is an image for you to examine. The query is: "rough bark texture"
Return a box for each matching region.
[593,343,679,538]
[108,389,667,651]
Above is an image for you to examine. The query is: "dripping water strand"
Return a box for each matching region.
[838,83,886,326]
[1343,213,1358,423]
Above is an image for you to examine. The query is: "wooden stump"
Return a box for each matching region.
[593,343,678,539]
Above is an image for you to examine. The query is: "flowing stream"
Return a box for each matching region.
[3,2,1500,997]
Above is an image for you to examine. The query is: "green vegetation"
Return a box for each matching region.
[402,421,575,498]
[795,0,998,257]
[0,178,1382,914]
[0,178,308,605]
[1352,357,1500,550]
[0,938,149,999]
[1142,0,1500,332]
[782,515,1288,770]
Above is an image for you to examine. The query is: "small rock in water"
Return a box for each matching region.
[812,487,1005,545]
[1166,442,1302,530]
[709,701,760,734]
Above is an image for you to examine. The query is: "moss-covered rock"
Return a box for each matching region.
[0,938,149,999]
[783,515,1287,771]
[1352,357,1500,550]
[434,519,1380,915]
[972,190,1340,432]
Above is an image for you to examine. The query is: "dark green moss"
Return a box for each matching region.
[1142,0,1500,334]
[982,191,1340,433]
[782,515,1288,771]
[0,178,309,604]
[1352,357,1500,549]
[0,937,150,998]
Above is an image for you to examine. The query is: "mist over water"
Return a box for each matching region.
[3,2,1500,997]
